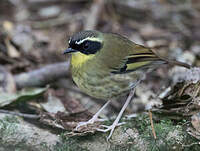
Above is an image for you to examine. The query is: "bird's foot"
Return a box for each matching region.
[75,117,107,131]
[96,122,126,140]
[75,101,111,131]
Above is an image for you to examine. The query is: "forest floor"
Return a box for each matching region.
[0,0,200,150]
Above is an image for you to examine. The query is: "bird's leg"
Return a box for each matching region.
[96,88,136,141]
[75,100,111,131]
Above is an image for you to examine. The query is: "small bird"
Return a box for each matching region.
[64,30,190,140]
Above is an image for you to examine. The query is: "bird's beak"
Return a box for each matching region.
[63,48,77,54]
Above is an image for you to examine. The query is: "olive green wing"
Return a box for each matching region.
[111,45,166,74]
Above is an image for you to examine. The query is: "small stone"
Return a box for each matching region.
[169,67,200,84]
[15,9,30,21]
[12,25,34,52]
[191,45,200,56]
[146,39,168,48]
[111,128,134,145]
[38,6,61,18]
[191,113,200,133]
[182,51,196,64]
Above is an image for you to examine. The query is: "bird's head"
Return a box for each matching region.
[64,30,103,55]
[64,30,106,68]
[63,30,131,68]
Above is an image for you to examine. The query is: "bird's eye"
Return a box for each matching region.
[83,42,89,50]
[74,40,101,55]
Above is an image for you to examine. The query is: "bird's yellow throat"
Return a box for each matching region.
[71,52,95,68]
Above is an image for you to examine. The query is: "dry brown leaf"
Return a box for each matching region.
[4,37,20,58]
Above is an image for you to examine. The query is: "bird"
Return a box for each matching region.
[63,30,190,140]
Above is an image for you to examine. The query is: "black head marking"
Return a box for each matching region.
[69,30,99,44]
[68,30,102,55]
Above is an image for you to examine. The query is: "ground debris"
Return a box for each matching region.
[1,0,200,150]
[156,67,200,119]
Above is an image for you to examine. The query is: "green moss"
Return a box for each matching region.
[121,114,150,133]
[0,116,19,137]
[182,134,200,151]
[54,135,89,151]
[40,142,50,151]
[109,144,132,151]
[116,114,200,151]
[2,115,20,123]
[53,114,200,151]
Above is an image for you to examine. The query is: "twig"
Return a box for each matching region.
[84,0,104,30]
[0,109,40,119]
[31,13,85,29]
[182,142,200,147]
[14,61,70,89]
[28,0,90,4]
[149,110,157,139]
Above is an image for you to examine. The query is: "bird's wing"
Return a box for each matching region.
[111,45,166,74]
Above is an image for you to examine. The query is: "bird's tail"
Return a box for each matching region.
[151,49,191,69]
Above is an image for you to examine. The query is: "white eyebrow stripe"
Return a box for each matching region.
[75,37,102,45]
[75,39,86,45]
[68,38,71,44]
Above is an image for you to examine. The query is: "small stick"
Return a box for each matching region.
[149,110,157,139]
[0,109,40,119]
[84,0,104,30]
[14,61,70,89]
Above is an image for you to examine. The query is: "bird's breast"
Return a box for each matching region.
[71,64,143,100]
[71,52,95,68]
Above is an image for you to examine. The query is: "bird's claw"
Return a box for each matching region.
[75,122,87,131]
[95,121,126,140]
[75,118,107,131]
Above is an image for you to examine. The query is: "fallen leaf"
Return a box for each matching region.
[0,65,16,93]
[0,87,48,107]
[3,21,14,34]
[40,90,66,113]
[5,37,20,58]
